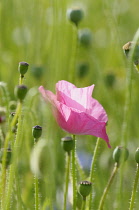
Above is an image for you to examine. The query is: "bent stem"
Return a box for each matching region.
[63,152,71,210]
[129,163,139,210]
[71,135,77,210]
[98,162,119,210]
[89,137,101,209]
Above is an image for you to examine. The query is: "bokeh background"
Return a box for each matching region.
[1,0,139,209]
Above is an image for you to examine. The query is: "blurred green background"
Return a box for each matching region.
[1,0,139,209]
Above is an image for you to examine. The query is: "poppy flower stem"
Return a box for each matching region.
[63,152,71,210]
[71,134,77,210]
[69,25,78,83]
[81,197,86,210]
[129,163,139,210]
[98,162,119,210]
[34,140,39,210]
[89,137,101,209]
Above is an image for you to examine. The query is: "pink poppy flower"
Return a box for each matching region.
[39,80,110,148]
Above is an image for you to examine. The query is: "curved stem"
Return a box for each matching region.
[71,135,77,210]
[63,152,71,210]
[129,163,139,210]
[98,163,119,210]
[89,137,101,209]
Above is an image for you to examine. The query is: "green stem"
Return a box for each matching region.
[0,102,22,208]
[118,28,139,207]
[71,134,77,210]
[34,139,39,210]
[5,102,23,210]
[129,163,139,210]
[69,25,78,83]
[89,137,101,209]
[81,197,86,210]
[98,163,119,210]
[19,75,24,85]
[63,152,71,210]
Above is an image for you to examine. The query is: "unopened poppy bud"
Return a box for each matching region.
[9,101,17,111]
[78,181,92,199]
[113,146,129,164]
[31,66,44,79]
[18,62,29,76]
[78,29,92,47]
[135,148,139,163]
[67,8,84,26]
[0,148,12,167]
[14,85,28,101]
[32,125,42,140]
[61,136,74,153]
[76,63,89,78]
[104,73,116,88]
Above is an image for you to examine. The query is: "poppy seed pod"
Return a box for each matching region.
[78,29,92,47]
[67,8,84,26]
[135,148,139,163]
[18,62,29,76]
[76,62,89,78]
[61,136,74,153]
[32,125,42,140]
[78,181,92,199]
[113,146,129,164]
[14,85,28,101]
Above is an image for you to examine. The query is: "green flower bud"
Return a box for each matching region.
[18,62,29,76]
[0,148,12,167]
[113,146,129,164]
[76,62,89,78]
[14,85,28,101]
[9,101,17,111]
[104,73,116,88]
[31,66,44,79]
[61,136,74,154]
[78,181,92,199]
[135,148,139,163]
[67,8,84,26]
[78,29,92,47]
[32,125,42,140]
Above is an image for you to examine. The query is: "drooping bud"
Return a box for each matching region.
[18,62,29,76]
[78,181,92,199]
[78,28,92,47]
[123,41,133,57]
[32,125,42,140]
[14,85,28,101]
[113,146,129,164]
[67,8,84,26]
[135,148,139,163]
[61,136,74,154]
